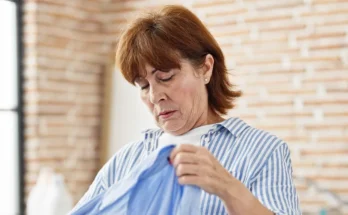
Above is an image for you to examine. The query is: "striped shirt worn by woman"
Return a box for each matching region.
[75,117,301,215]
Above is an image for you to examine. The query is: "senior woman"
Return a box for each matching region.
[73,5,301,215]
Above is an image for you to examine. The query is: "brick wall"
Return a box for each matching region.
[22,0,113,205]
[23,0,348,214]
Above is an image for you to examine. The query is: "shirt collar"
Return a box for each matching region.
[142,117,250,140]
[214,117,250,138]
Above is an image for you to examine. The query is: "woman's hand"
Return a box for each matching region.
[169,144,274,215]
[169,144,237,198]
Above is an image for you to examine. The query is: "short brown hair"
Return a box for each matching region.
[115,5,242,115]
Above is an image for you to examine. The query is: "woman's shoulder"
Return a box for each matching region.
[223,118,292,180]
[244,126,287,150]
[222,117,289,160]
[231,118,291,170]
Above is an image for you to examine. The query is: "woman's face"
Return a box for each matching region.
[135,56,214,135]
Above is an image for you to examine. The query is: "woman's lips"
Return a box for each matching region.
[159,111,176,120]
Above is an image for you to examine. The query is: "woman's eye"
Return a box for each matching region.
[141,85,149,90]
[160,75,173,82]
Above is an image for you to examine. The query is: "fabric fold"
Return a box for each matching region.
[70,145,201,215]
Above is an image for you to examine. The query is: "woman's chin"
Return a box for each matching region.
[160,120,184,135]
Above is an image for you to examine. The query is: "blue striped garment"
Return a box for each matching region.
[73,117,301,215]
[69,145,201,215]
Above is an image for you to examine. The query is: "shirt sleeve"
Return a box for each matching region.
[251,143,302,215]
[69,155,116,214]
[69,139,144,214]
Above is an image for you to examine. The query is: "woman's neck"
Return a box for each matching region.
[192,109,224,129]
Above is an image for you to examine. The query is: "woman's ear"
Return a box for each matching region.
[202,54,214,83]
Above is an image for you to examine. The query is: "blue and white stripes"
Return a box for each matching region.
[73,117,301,215]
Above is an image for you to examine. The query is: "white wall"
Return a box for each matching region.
[107,69,157,158]
[0,1,20,214]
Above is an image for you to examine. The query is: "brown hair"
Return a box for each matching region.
[115,5,242,115]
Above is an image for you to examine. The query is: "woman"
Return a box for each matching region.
[74,5,301,215]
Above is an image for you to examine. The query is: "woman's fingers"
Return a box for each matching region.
[172,151,214,168]
[176,163,199,176]
[170,144,215,166]
[175,163,216,178]
[169,144,198,161]
[168,144,235,197]
[172,152,199,168]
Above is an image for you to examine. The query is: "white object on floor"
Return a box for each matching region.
[27,168,73,215]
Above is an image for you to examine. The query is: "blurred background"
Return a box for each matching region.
[1,0,348,214]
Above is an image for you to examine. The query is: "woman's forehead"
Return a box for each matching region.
[144,63,157,74]
[138,61,181,78]
[135,62,154,79]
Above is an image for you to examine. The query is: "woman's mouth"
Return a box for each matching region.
[159,110,176,120]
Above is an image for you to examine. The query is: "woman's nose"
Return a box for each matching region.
[149,85,166,104]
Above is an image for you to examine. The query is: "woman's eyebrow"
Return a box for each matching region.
[151,69,158,74]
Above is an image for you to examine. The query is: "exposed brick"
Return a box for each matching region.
[23,0,348,212]
[23,0,106,205]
